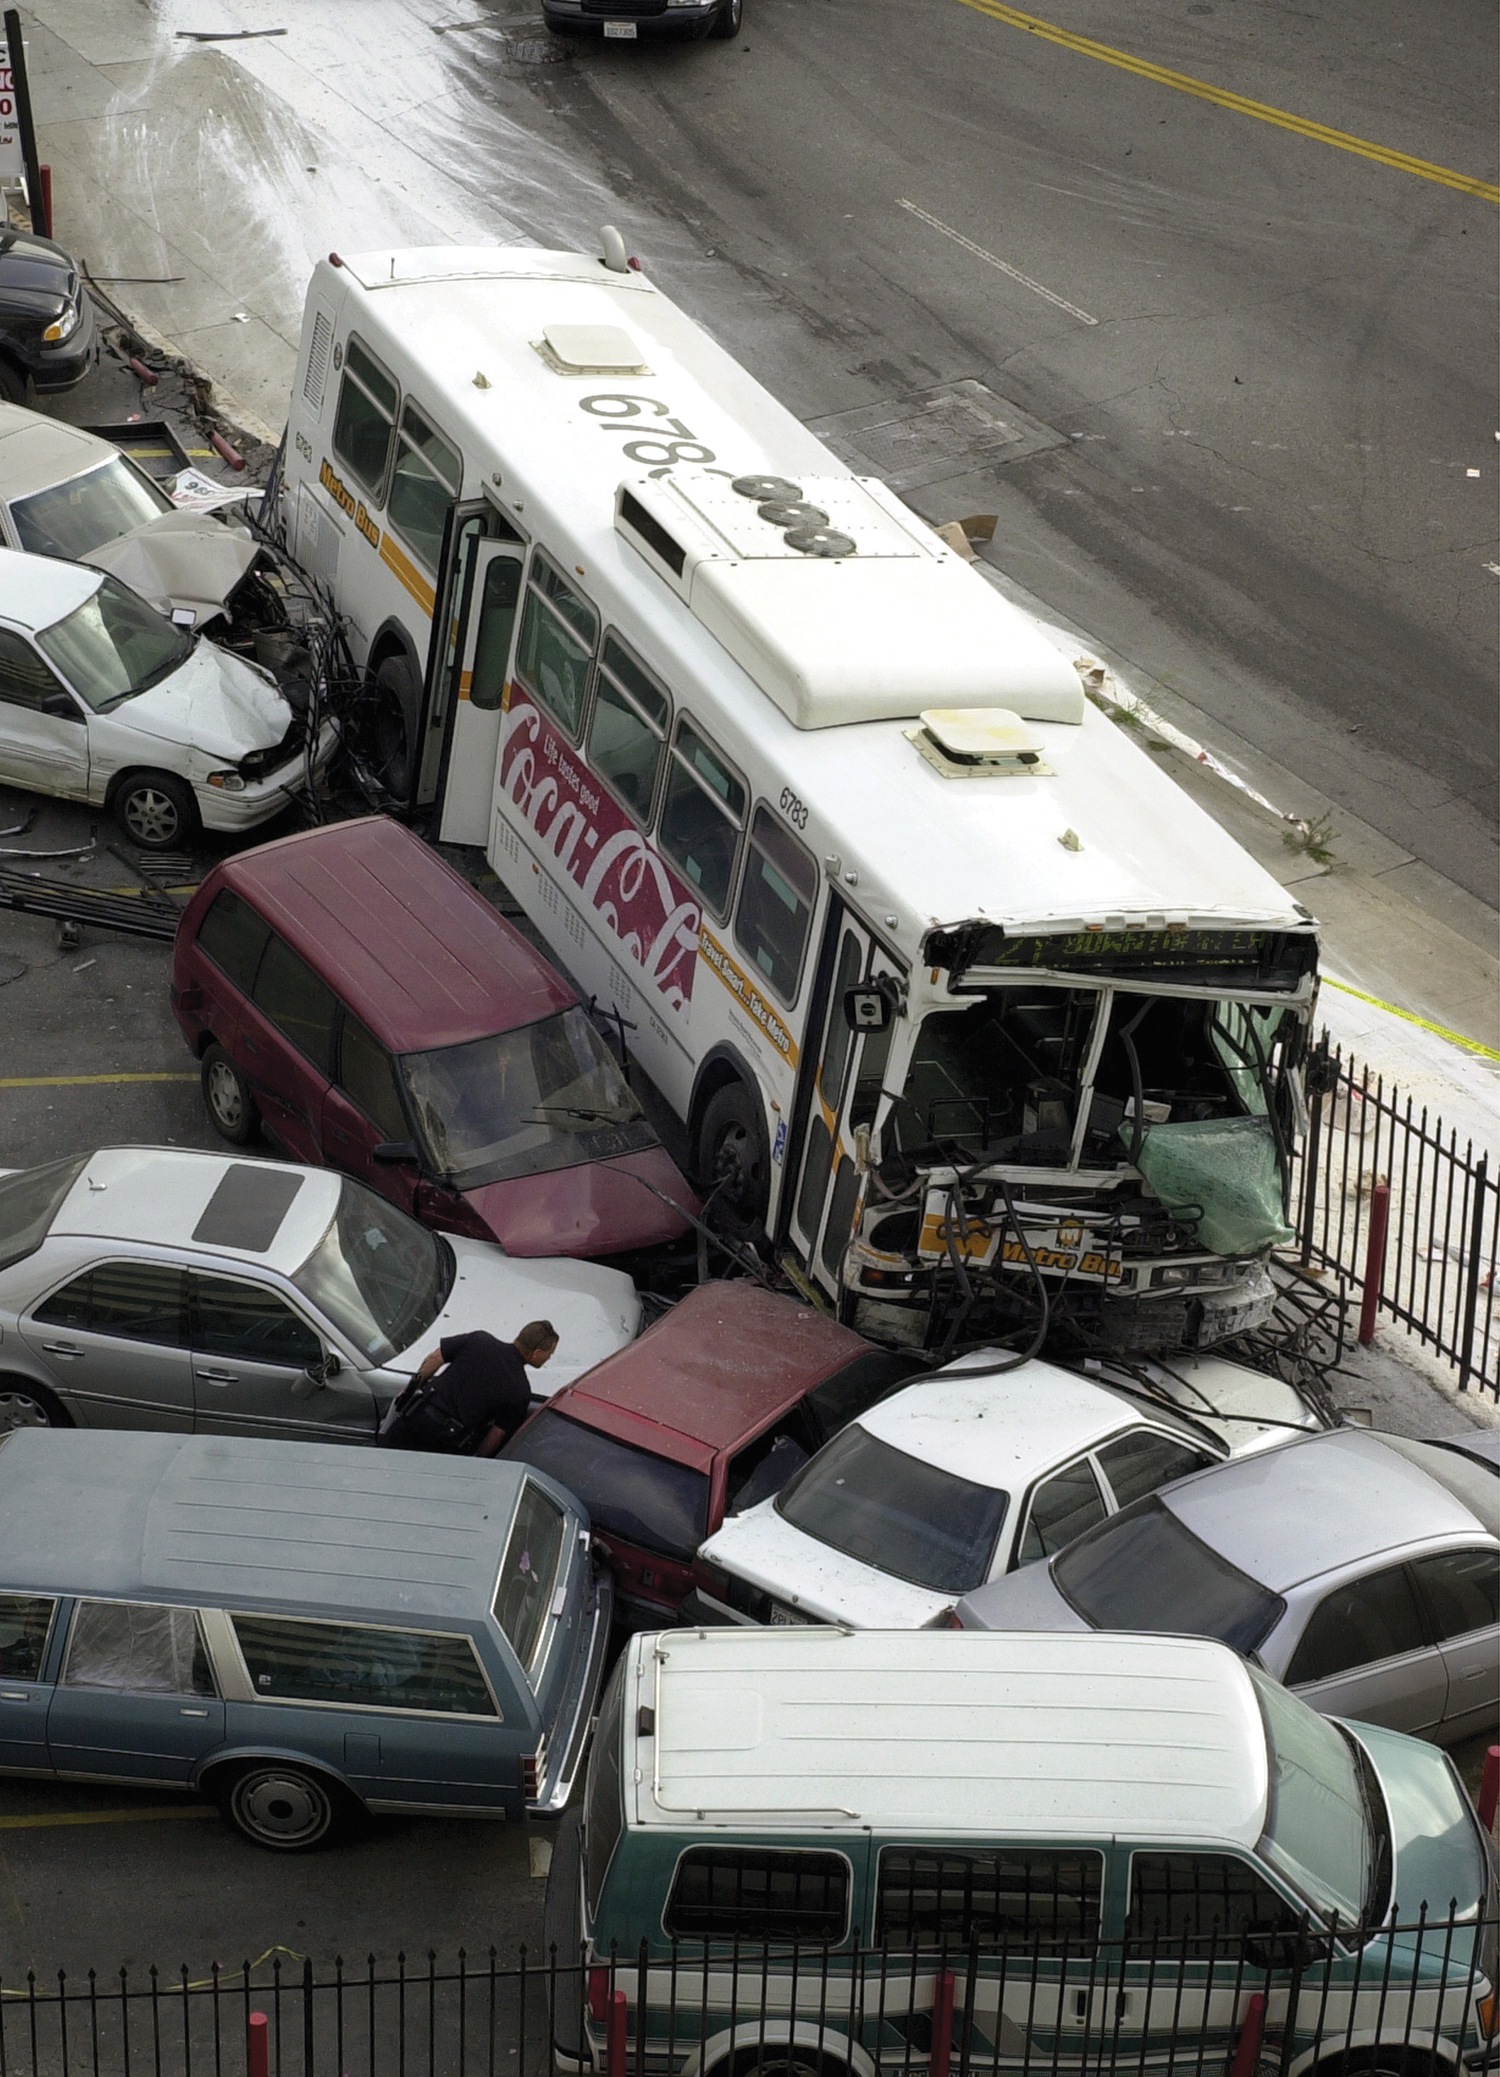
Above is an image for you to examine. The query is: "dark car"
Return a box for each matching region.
[170,815,696,1262]
[0,231,97,400]
[501,1279,917,1627]
[544,0,741,43]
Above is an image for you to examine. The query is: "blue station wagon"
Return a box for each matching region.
[0,1428,613,1848]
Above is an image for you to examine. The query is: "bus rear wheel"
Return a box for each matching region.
[695,1081,769,1235]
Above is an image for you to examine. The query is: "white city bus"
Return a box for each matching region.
[277,240,1319,1357]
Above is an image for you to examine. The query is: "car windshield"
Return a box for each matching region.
[503,1409,710,1561]
[775,1423,1008,1594]
[401,1007,657,1189]
[290,1178,455,1363]
[1250,1664,1370,1927]
[11,456,171,560]
[36,572,192,711]
[0,1155,87,1272]
[1052,1496,1285,1652]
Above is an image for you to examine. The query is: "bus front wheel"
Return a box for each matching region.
[695,1081,769,1234]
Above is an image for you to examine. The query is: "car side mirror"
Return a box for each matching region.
[41,691,80,720]
[372,1140,419,1165]
[290,1352,342,1398]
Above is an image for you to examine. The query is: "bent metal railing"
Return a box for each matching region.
[0,1916,1495,2077]
[1293,1034,1500,1401]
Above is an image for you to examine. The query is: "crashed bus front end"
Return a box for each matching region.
[838,918,1320,1360]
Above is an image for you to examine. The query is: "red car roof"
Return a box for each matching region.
[214,816,574,1052]
[545,1281,874,1469]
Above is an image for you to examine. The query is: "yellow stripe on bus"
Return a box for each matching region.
[697,928,801,1068]
[379,531,436,617]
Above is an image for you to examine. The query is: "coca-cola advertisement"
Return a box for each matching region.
[499,689,701,1014]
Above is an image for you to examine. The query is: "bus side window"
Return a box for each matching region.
[734,805,817,1004]
[331,337,399,500]
[514,551,599,740]
[587,634,669,826]
[386,402,462,573]
[658,718,745,921]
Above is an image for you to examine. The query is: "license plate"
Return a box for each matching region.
[603,20,638,34]
[769,1601,808,1626]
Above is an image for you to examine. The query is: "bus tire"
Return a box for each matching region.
[695,1080,769,1233]
[366,653,419,799]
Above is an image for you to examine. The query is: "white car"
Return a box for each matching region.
[0,404,259,628]
[0,548,331,848]
[0,1146,641,1440]
[694,1351,1320,1629]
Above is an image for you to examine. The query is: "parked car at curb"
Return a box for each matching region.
[549,1625,1500,2077]
[0,404,260,628]
[502,1280,917,1627]
[951,1427,1500,1747]
[691,1351,1307,1629]
[0,548,330,848]
[0,230,96,400]
[0,1428,613,1847]
[544,0,742,45]
[0,1146,640,1437]
[171,816,696,1262]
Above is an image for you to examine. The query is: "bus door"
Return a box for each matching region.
[788,909,901,1301]
[433,531,526,845]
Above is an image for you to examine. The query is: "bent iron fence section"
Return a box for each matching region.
[1293,1034,1500,1401]
[0,1919,1495,2077]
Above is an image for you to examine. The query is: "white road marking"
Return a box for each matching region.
[897,199,1099,325]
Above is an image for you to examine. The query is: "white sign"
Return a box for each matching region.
[0,56,24,185]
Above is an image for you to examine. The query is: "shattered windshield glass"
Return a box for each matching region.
[886,987,1098,1166]
[401,1007,657,1189]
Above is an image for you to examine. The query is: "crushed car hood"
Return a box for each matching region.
[124,641,289,761]
[461,1145,695,1259]
[82,511,260,629]
[700,1501,952,1628]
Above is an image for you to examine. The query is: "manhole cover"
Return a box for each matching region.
[806,378,1062,492]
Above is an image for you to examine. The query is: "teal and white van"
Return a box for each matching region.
[546,1629,1499,2075]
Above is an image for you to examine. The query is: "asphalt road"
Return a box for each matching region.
[492,0,1497,905]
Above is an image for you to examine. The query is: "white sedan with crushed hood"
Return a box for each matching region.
[0,549,330,848]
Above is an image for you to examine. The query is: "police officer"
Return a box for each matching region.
[378,1320,558,1455]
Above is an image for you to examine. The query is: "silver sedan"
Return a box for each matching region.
[951,1427,1500,1747]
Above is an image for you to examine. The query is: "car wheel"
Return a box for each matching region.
[114,771,199,851]
[695,1080,769,1231]
[0,1379,69,1433]
[0,359,33,407]
[724,2048,850,2077]
[221,1763,347,1851]
[201,1043,259,1146]
[708,0,742,36]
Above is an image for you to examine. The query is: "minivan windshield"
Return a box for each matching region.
[401,1007,657,1188]
[1052,1497,1285,1653]
[291,1178,455,1363]
[12,456,172,560]
[37,572,192,711]
[1250,1665,1369,1926]
[776,1424,1008,1594]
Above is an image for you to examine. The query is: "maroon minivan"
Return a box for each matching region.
[170,816,694,1260]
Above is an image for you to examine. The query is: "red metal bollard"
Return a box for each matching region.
[246,2010,269,2077]
[210,428,246,471]
[1358,1179,1391,1345]
[37,164,50,235]
[1478,1745,1500,1833]
[1228,1991,1266,2077]
[605,1987,627,2077]
[127,356,158,386]
[929,1969,956,2077]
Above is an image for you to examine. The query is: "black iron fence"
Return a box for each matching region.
[1294,1034,1500,1400]
[1,1917,1496,2077]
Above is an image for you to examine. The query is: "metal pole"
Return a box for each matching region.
[1358,1179,1390,1346]
[1227,1990,1266,2077]
[2,11,47,239]
[1457,1156,1488,1392]
[929,1969,956,2077]
[247,2010,270,2077]
[1299,1070,1324,1269]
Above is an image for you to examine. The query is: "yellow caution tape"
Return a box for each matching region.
[1323,976,1500,1063]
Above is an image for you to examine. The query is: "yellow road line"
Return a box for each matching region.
[0,1072,198,1088]
[1322,976,1500,1063]
[952,0,1500,203]
[0,1805,215,1830]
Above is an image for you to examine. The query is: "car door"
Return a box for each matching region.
[237,931,337,1163]
[320,1010,420,1208]
[0,1593,62,1774]
[1282,1560,1449,1734]
[189,1269,376,1441]
[20,1260,194,1430]
[0,625,90,798]
[46,1599,226,1785]
[1409,1546,1500,1740]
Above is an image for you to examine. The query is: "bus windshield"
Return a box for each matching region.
[400,1007,657,1188]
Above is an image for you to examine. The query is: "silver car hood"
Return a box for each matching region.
[82,511,259,629]
[123,641,289,761]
